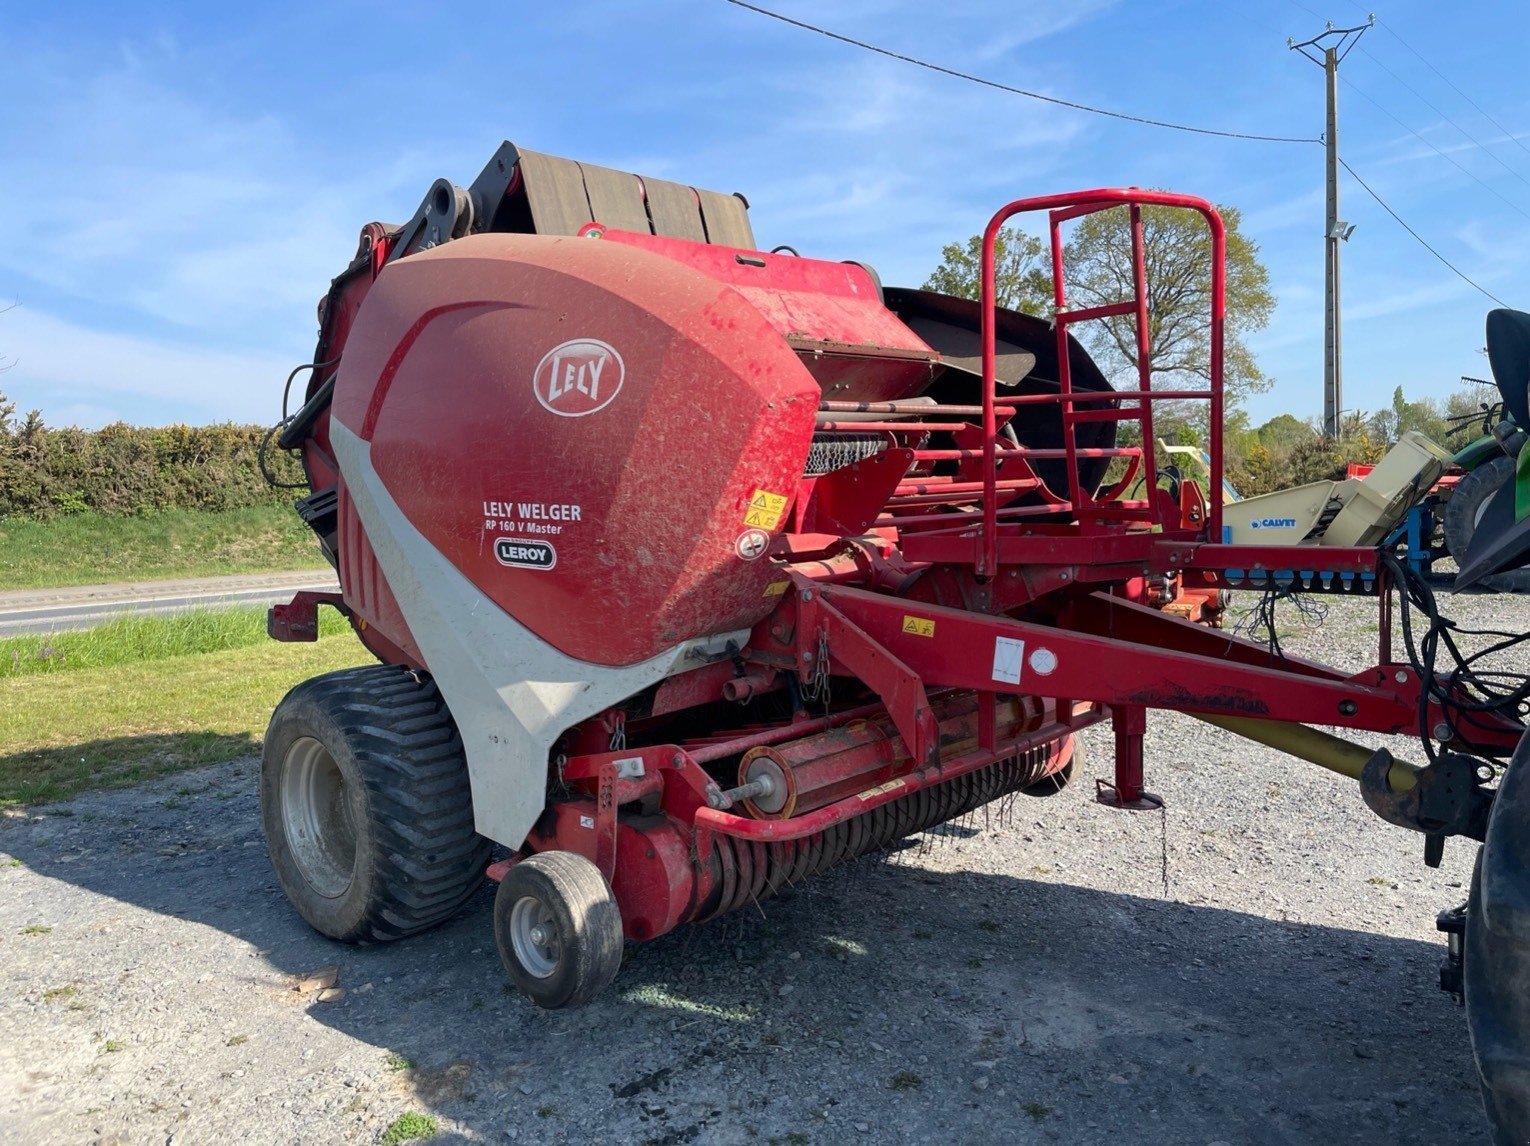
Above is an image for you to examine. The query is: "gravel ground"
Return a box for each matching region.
[2,588,1527,1145]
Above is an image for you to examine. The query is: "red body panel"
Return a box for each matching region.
[331,233,821,666]
[595,228,939,401]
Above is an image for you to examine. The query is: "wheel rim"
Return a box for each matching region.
[508,895,561,978]
[280,736,359,899]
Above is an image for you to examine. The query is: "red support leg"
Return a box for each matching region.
[1097,704,1163,810]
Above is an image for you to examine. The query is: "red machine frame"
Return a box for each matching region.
[546,189,1522,879]
[276,185,1524,943]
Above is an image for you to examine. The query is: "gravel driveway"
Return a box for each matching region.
[2,590,1524,1145]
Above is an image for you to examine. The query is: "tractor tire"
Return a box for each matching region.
[1466,731,1530,1144]
[261,664,490,943]
[1445,457,1530,592]
[494,851,624,1009]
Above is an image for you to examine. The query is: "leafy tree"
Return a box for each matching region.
[922,199,1276,407]
[923,227,1052,315]
[1255,413,1315,454]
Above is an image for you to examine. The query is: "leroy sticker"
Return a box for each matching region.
[744,488,789,530]
[533,339,625,417]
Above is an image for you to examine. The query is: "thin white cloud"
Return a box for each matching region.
[2,308,295,428]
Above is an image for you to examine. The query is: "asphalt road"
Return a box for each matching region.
[0,572,339,636]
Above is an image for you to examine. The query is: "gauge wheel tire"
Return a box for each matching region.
[261,664,490,943]
[494,851,625,1009]
[1445,456,1530,593]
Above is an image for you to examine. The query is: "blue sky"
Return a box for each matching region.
[1,0,1526,431]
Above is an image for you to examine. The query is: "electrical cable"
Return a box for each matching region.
[1354,46,1530,192]
[1339,158,1511,308]
[722,0,1319,144]
[1382,550,1530,765]
[262,357,340,490]
[1364,12,1530,162]
[1340,75,1530,223]
[732,0,1507,308]
[1233,583,1329,661]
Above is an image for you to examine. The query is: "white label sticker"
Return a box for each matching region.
[992,636,1025,685]
[579,815,595,830]
[1028,647,1058,676]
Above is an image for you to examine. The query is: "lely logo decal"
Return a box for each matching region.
[494,538,557,570]
[533,339,625,417]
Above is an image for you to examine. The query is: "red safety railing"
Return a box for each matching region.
[977,189,1226,576]
[979,192,1230,575]
[805,190,1227,575]
[985,192,1224,575]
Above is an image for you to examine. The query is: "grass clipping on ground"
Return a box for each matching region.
[0,505,329,590]
[0,608,369,808]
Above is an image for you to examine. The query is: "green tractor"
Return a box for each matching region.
[1455,308,1530,589]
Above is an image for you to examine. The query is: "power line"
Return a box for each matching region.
[1340,158,1509,308]
[1372,15,1530,161]
[1355,45,1530,191]
[1340,74,1530,222]
[727,0,1511,312]
[723,0,1318,144]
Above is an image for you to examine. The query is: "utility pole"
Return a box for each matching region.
[1290,18,1371,439]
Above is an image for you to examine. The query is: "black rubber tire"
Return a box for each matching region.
[1445,456,1530,593]
[1466,731,1530,1144]
[1446,455,1514,562]
[494,851,624,1009]
[261,664,490,943]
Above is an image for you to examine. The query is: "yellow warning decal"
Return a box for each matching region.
[901,615,936,638]
[744,488,789,530]
[858,778,907,801]
[762,580,790,598]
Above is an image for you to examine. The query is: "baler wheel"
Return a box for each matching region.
[493,852,624,1008]
[260,665,490,943]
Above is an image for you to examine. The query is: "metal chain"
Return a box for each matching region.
[800,627,832,710]
[608,713,626,752]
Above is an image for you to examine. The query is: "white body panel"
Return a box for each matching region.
[331,421,746,848]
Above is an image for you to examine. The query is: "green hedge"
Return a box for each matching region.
[0,394,304,520]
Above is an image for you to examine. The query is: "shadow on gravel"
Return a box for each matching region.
[3,768,1488,1145]
[0,731,258,806]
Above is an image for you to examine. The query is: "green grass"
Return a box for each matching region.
[380,1112,437,1144]
[0,506,328,590]
[0,605,350,678]
[0,632,369,807]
